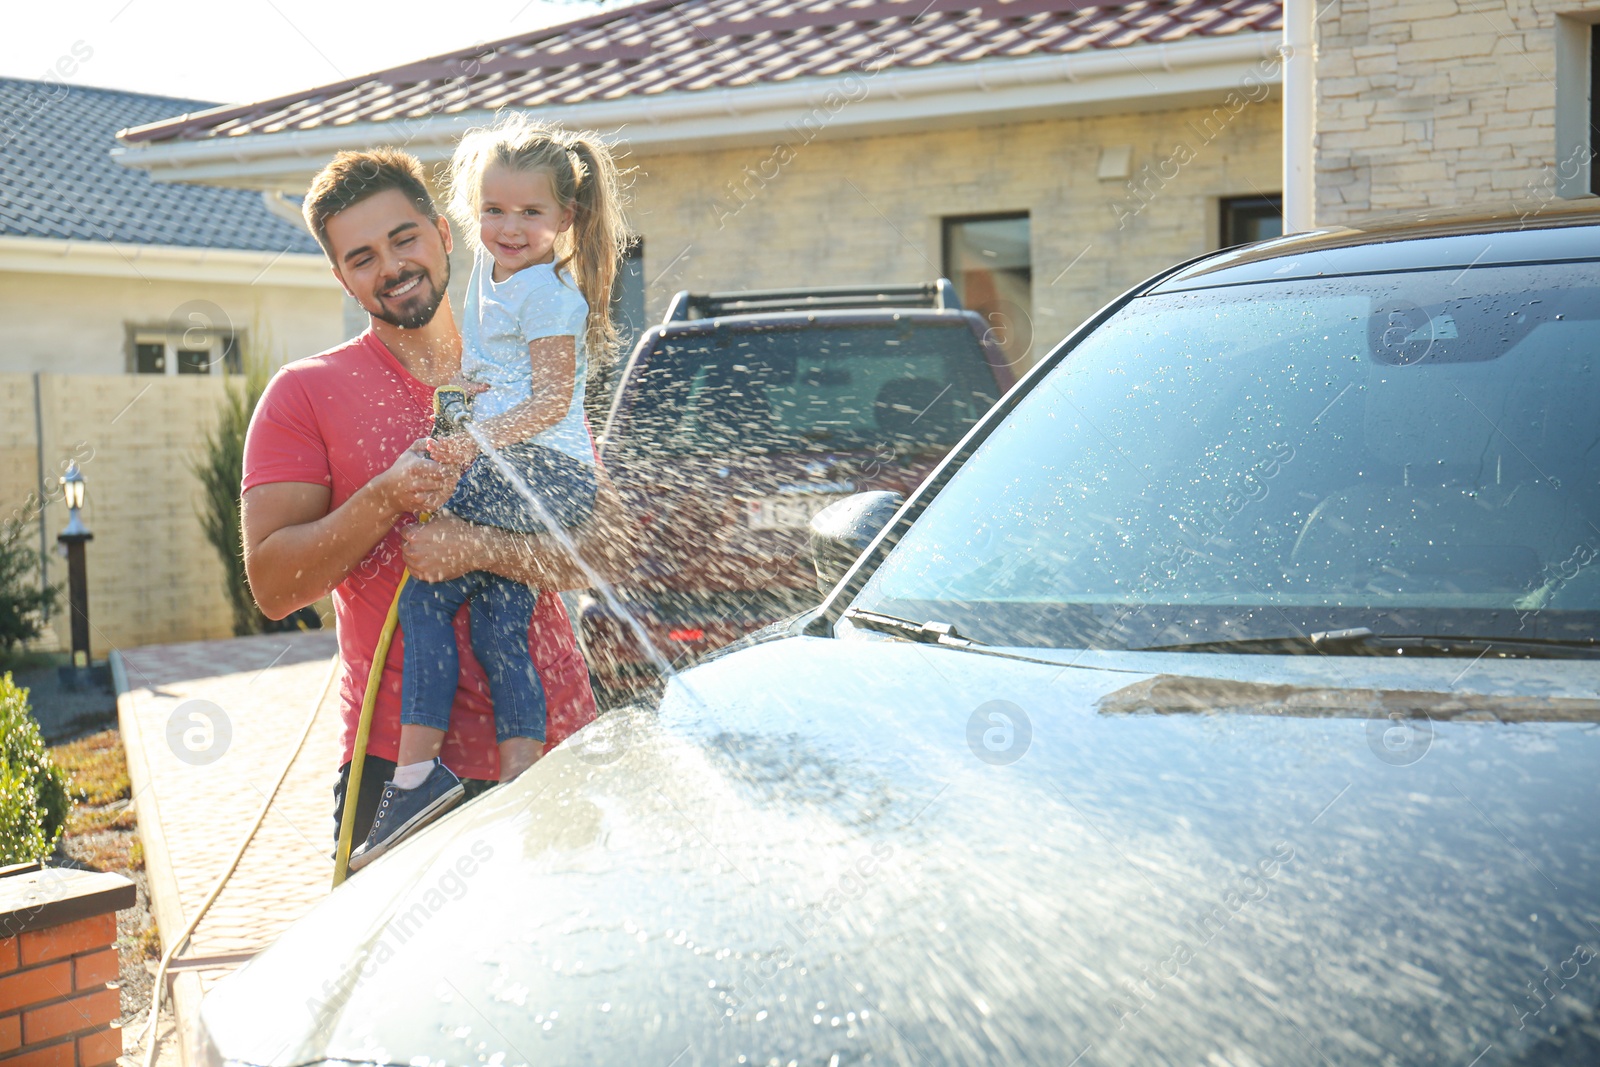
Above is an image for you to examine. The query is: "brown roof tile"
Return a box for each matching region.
[119,0,1281,146]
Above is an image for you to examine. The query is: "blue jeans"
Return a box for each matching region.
[399,442,597,744]
[445,441,597,533]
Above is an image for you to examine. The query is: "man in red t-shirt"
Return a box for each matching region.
[241,148,625,848]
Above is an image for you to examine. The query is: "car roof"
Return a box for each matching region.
[651,307,981,338]
[1150,204,1600,294]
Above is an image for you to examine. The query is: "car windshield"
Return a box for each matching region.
[850,258,1600,650]
[612,319,1000,457]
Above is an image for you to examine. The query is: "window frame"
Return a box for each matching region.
[1218,195,1284,249]
[127,326,240,376]
[941,211,1034,371]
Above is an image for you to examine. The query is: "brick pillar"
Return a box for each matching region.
[0,862,135,1067]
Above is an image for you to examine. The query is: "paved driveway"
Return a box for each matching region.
[116,631,341,1050]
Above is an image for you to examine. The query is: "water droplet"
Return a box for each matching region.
[755,1010,768,1021]
[600,1002,611,1012]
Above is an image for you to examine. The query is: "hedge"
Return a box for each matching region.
[0,673,71,863]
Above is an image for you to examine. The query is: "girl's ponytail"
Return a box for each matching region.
[562,133,627,365]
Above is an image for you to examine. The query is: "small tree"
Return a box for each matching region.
[0,673,70,863]
[193,342,272,636]
[0,501,61,653]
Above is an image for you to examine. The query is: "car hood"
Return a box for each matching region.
[200,638,1600,1067]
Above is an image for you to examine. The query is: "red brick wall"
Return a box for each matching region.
[0,913,120,1066]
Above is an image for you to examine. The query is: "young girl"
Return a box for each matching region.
[350,115,626,870]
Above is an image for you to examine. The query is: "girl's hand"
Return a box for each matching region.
[427,434,480,469]
[449,375,491,396]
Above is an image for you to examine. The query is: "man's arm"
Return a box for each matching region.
[399,467,637,592]
[243,442,458,619]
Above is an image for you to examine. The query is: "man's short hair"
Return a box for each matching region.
[302,148,439,258]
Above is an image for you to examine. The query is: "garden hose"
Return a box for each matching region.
[330,571,408,887]
[332,385,468,886]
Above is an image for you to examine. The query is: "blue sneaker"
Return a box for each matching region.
[347,760,464,872]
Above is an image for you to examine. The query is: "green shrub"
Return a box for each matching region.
[193,345,272,637]
[0,673,70,863]
[0,502,61,654]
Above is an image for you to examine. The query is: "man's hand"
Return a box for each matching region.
[377,439,459,514]
[244,447,457,620]
[427,434,480,470]
[398,468,638,592]
[400,514,480,583]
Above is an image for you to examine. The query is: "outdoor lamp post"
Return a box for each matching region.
[56,462,93,676]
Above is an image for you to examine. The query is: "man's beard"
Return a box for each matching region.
[368,261,450,330]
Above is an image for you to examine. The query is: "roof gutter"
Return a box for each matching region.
[0,235,336,287]
[114,33,1282,191]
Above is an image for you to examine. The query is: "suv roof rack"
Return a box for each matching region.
[662,280,961,322]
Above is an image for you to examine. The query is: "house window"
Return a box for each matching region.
[612,237,646,351]
[131,328,239,375]
[1220,196,1284,248]
[587,238,645,423]
[135,342,166,374]
[943,214,1033,371]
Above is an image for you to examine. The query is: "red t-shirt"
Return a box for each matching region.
[242,330,597,780]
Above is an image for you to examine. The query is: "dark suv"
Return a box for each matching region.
[581,281,1014,703]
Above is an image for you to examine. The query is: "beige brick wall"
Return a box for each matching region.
[0,373,240,656]
[1316,0,1600,224]
[627,97,1282,367]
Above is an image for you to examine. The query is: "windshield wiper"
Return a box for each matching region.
[842,608,986,647]
[1138,627,1600,659]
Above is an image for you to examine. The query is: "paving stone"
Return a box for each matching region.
[118,632,341,998]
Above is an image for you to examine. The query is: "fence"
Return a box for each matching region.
[0,372,238,657]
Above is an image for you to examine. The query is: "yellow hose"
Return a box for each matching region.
[334,388,461,886]
[332,569,410,886]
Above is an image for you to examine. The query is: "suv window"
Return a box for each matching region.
[613,320,1000,457]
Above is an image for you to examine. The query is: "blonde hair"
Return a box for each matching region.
[446,113,628,363]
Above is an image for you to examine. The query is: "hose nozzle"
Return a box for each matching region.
[433,385,472,438]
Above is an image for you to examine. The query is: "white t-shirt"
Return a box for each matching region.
[459,248,593,466]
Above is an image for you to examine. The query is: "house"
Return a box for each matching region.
[108,0,1600,376]
[0,79,346,652]
[0,78,344,376]
[111,0,1288,376]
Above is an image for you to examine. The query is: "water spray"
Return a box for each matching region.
[333,387,702,885]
